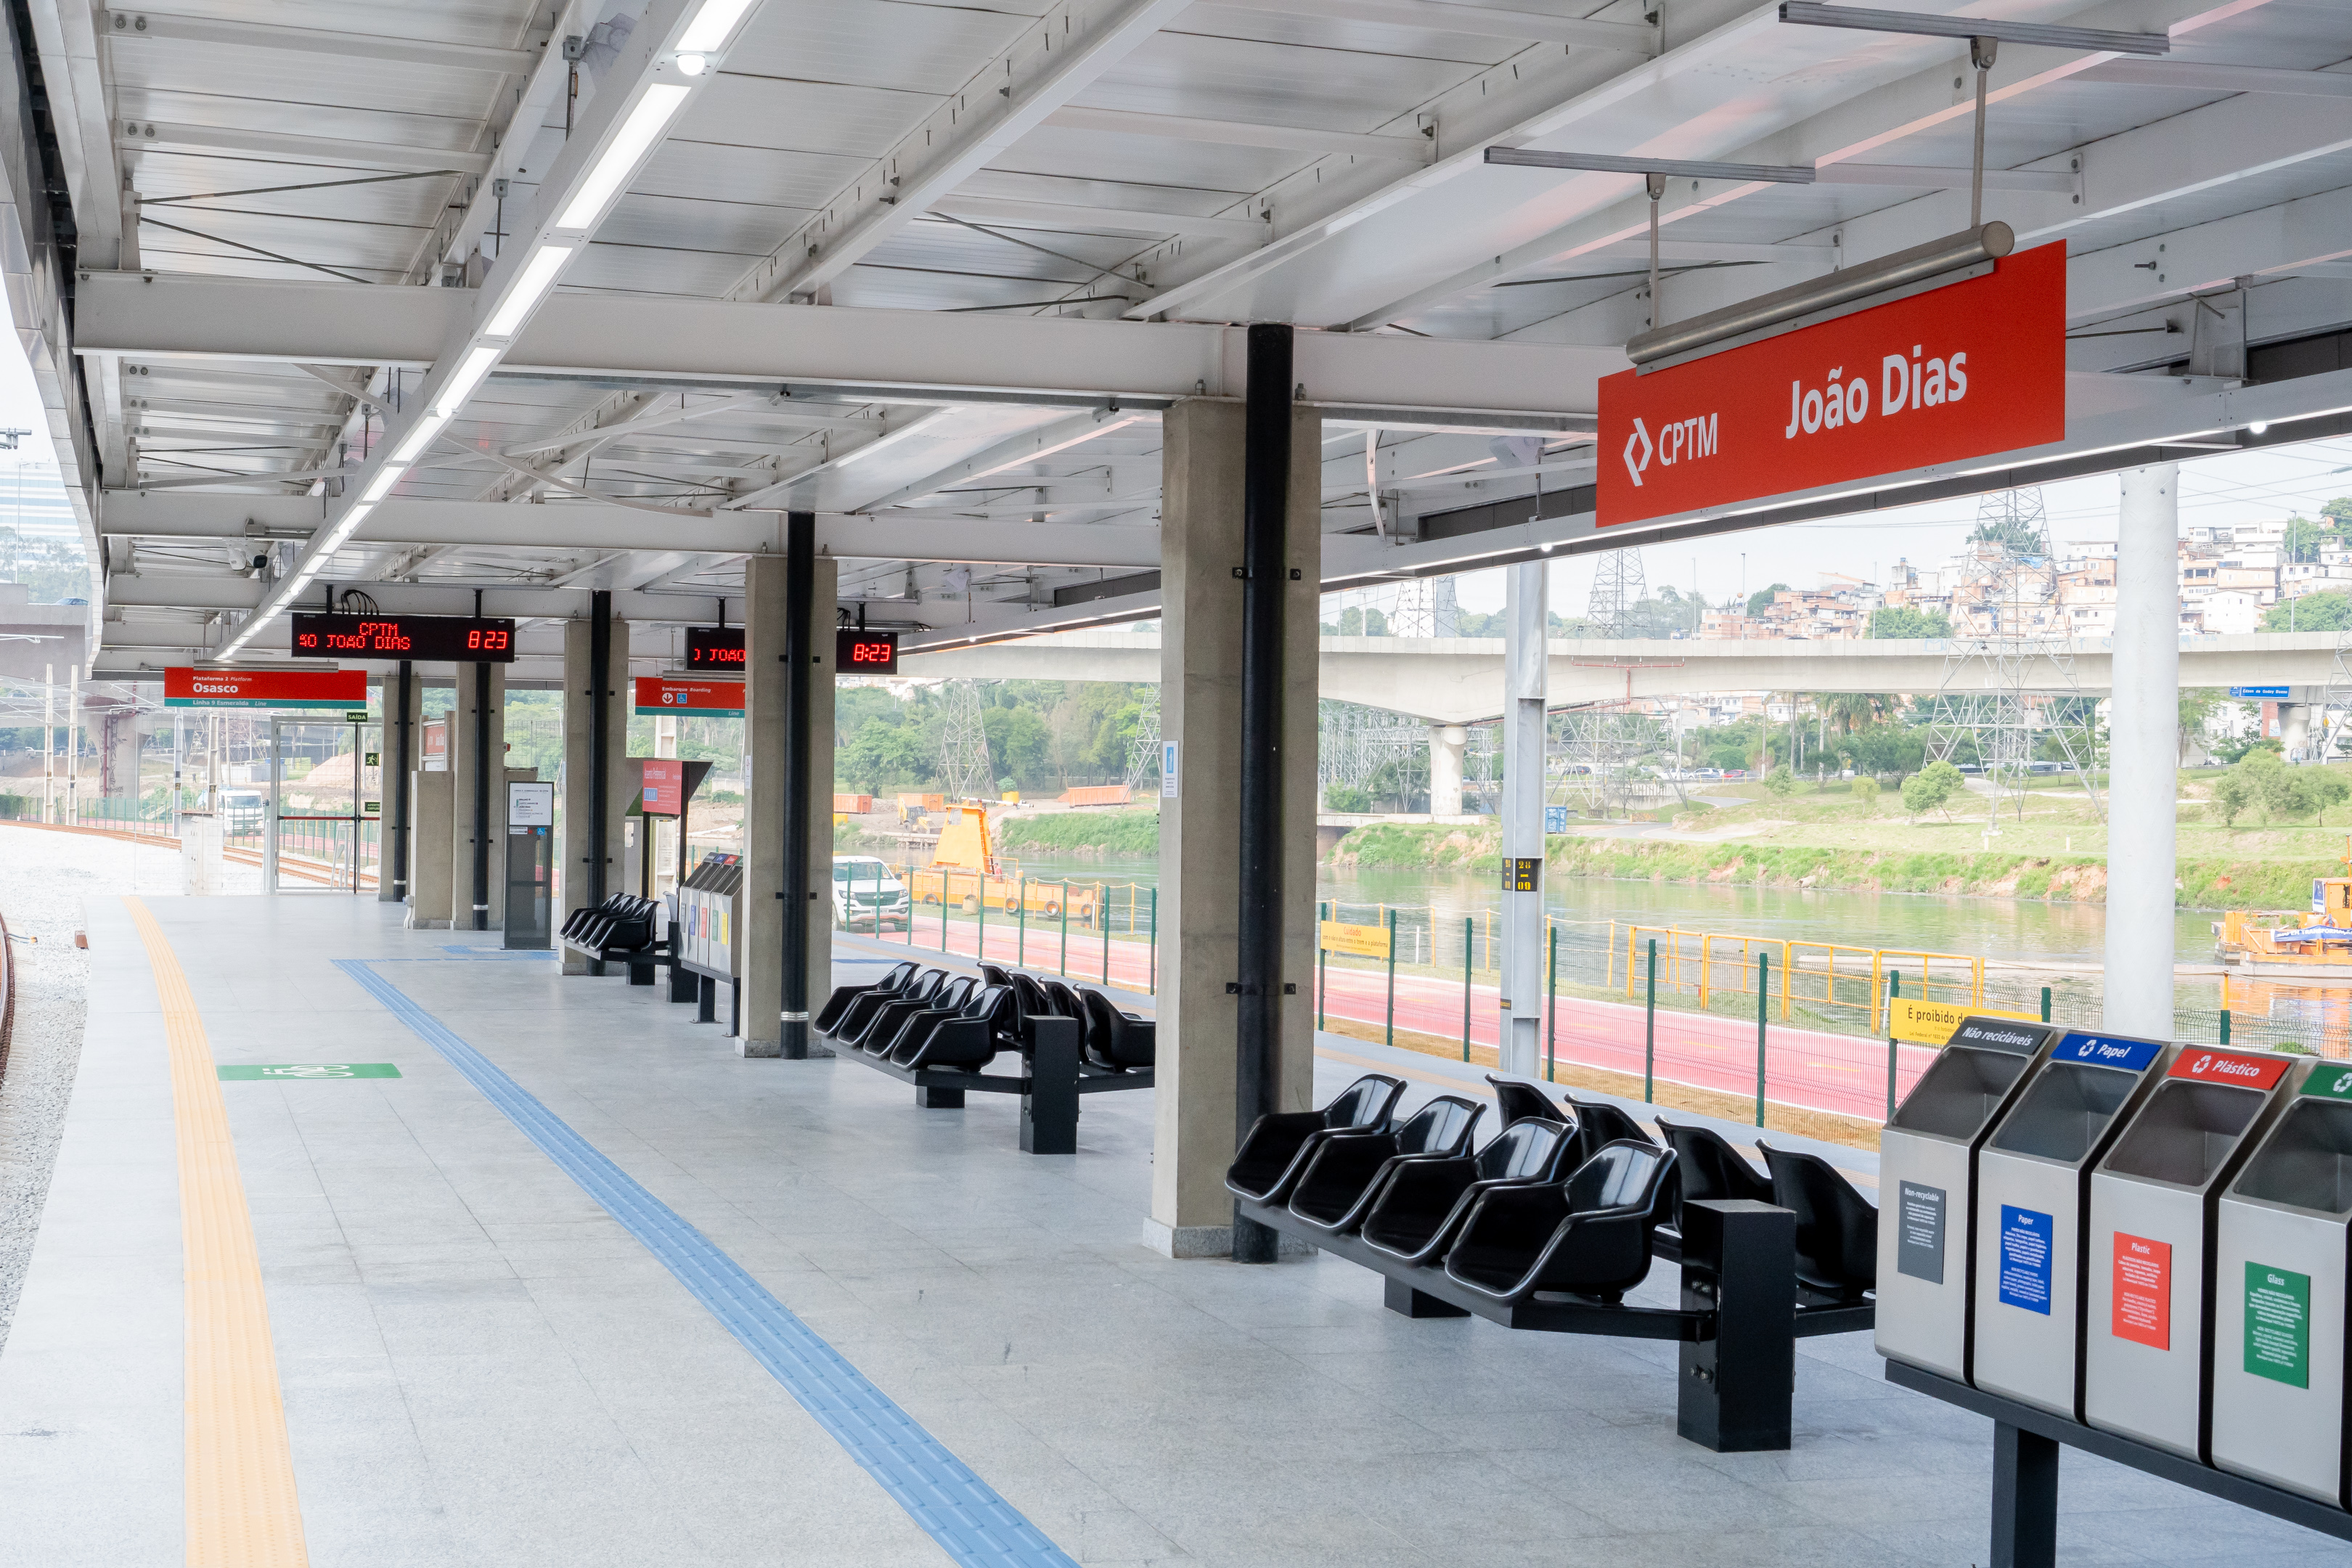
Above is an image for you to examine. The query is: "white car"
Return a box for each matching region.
[831,855,910,931]
[217,788,267,833]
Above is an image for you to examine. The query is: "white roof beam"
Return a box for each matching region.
[726,0,1197,303]
[932,195,1269,243]
[1204,0,1656,52]
[436,0,594,271]
[2067,182,2352,322]
[2074,59,2352,98]
[854,409,1148,513]
[1042,107,1433,163]
[113,121,494,176]
[501,393,758,457]
[98,10,541,75]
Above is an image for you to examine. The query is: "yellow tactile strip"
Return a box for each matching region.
[126,897,311,1567]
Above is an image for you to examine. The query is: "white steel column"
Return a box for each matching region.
[1498,561,1548,1077]
[41,664,52,822]
[2106,463,2180,1040]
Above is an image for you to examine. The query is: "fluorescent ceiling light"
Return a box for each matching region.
[360,465,406,504]
[555,83,690,232]
[677,0,758,53]
[431,345,501,418]
[388,411,448,467]
[483,244,573,338]
[1776,2,2171,55]
[319,503,374,550]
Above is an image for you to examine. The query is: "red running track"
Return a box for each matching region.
[866,908,1934,1123]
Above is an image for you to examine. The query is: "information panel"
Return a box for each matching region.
[291,613,515,662]
[633,677,744,717]
[164,666,367,710]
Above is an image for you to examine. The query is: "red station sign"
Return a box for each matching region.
[1596,242,2067,528]
[633,676,744,717]
[164,666,368,710]
[641,757,684,817]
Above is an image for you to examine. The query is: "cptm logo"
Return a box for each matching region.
[1622,412,1717,488]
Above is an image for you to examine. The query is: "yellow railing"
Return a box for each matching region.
[1614,920,1983,1030]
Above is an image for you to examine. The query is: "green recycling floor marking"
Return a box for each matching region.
[216,1064,402,1080]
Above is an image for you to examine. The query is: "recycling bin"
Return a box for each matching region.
[1877,1016,2057,1381]
[2211,1066,2352,1506]
[2083,1048,2302,1459]
[1972,1030,2174,1419]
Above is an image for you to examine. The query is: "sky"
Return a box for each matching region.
[1446,434,2352,619]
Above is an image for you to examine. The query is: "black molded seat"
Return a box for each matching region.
[867,975,976,1057]
[840,970,949,1051]
[1224,1075,1405,1204]
[1079,988,1155,1071]
[1443,1141,1678,1304]
[1564,1093,1658,1170]
[1486,1075,1567,1127]
[561,894,626,941]
[816,960,917,1037]
[1005,972,1057,1046]
[979,963,1011,987]
[1287,1095,1485,1234]
[1358,1118,1575,1266]
[1760,1143,1879,1302]
[891,984,1016,1070]
[833,967,942,1044]
[1654,1117,1773,1234]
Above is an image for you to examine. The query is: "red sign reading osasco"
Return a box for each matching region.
[1597,241,2067,528]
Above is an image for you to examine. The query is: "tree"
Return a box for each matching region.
[2284,514,2332,564]
[1867,605,1953,640]
[2178,688,2225,763]
[1323,783,1370,812]
[1971,515,2044,556]
[2213,768,2255,826]
[2262,591,2352,633]
[1746,582,1790,618]
[1900,759,1966,820]
[1853,775,1880,812]
[1821,692,1895,735]
[1764,764,1795,797]
[2314,772,2352,824]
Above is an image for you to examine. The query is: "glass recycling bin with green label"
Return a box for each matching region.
[2210,1063,2352,1506]
[2083,1048,2303,1459]
[1971,1030,2175,1420]
[1877,1016,2059,1381]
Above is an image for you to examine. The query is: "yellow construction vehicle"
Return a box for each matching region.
[906,803,1102,924]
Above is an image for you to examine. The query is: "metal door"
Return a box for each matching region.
[266,715,382,893]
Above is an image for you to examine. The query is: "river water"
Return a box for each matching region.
[1000,851,2352,1053]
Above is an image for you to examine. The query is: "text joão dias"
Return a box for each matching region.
[1596,242,2065,528]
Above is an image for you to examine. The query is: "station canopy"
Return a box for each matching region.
[12,0,2346,684]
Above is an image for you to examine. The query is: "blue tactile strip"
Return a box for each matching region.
[335,959,1081,1568]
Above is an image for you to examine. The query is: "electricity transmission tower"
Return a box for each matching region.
[1124,685,1161,790]
[1384,577,1461,638]
[1318,701,1426,799]
[1585,544,1649,638]
[935,680,996,801]
[1923,488,2102,825]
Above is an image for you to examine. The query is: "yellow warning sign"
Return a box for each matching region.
[1319,920,1392,960]
[1887,997,2039,1045]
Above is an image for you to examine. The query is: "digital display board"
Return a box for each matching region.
[685,626,746,671]
[837,629,898,674]
[291,613,515,663]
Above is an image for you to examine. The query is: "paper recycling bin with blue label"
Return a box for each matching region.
[1877,1015,2058,1381]
[1972,1030,2174,1419]
[2083,1048,2303,1459]
[2210,1063,2352,1505]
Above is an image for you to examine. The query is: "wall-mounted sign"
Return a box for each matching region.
[1500,857,1543,891]
[1887,999,2040,1046]
[836,629,899,674]
[2230,685,2290,700]
[1319,920,1392,960]
[164,666,367,710]
[291,613,515,662]
[507,780,555,828]
[633,676,743,717]
[1596,242,2066,528]
[642,758,682,817]
[685,626,746,671]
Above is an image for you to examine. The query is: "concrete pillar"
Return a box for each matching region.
[408,769,453,928]
[2106,464,2179,1039]
[380,665,422,905]
[1428,724,1466,817]
[1498,561,1548,1077]
[560,613,630,973]
[740,548,836,1057]
[1145,398,1321,1258]
[449,662,507,931]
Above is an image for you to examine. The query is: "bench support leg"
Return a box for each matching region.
[917,1086,966,1109]
[1021,1017,1080,1154]
[1990,1422,2059,1568]
[1677,1199,1796,1453]
[628,961,656,986]
[1384,1277,1470,1319]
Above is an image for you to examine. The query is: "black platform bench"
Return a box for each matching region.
[838,1015,1150,1153]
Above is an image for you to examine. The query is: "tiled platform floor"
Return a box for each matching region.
[1,894,2346,1567]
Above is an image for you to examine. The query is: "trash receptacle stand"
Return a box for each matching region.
[1991,1421,2059,1568]
[1676,1199,1795,1452]
[1021,1015,1081,1155]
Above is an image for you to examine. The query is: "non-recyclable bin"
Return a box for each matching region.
[2083,1048,2302,1459]
[2211,1063,2352,1506]
[1877,1015,2058,1381]
[1972,1029,2173,1419]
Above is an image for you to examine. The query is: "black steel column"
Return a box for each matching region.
[589,589,612,903]
[1990,1422,2060,1568]
[780,511,815,1058]
[391,661,412,901]
[470,661,491,931]
[1233,322,1291,1265]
